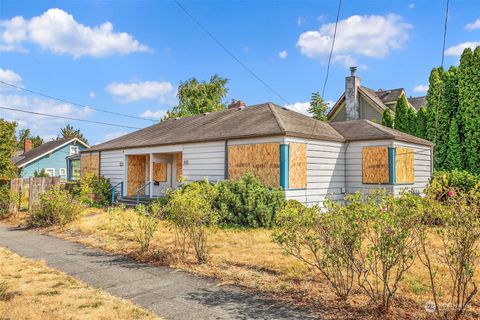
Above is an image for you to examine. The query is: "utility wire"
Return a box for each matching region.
[441,0,450,68]
[174,0,290,105]
[0,80,158,123]
[322,0,342,98]
[0,106,141,130]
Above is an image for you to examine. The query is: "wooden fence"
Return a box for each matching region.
[10,176,61,212]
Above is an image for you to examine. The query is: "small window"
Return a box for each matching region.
[45,168,55,177]
[70,146,79,155]
[59,168,67,176]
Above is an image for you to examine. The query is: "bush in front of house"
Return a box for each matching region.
[215,173,286,228]
[73,173,112,207]
[165,180,219,264]
[426,170,479,201]
[0,185,12,219]
[28,187,83,227]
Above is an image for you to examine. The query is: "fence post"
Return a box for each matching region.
[28,177,33,212]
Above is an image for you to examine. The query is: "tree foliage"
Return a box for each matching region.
[308,92,329,121]
[394,94,416,135]
[415,107,428,139]
[0,119,18,179]
[17,128,43,151]
[446,118,462,171]
[165,75,229,120]
[381,108,394,128]
[59,124,88,144]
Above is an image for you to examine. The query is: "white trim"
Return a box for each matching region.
[59,168,67,176]
[45,168,55,177]
[70,145,79,155]
[17,138,89,169]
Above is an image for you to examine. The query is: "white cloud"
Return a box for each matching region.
[413,84,429,94]
[0,68,22,87]
[278,50,288,59]
[0,93,92,139]
[103,131,125,141]
[284,101,311,116]
[297,14,412,66]
[466,18,480,31]
[140,109,166,119]
[297,16,305,27]
[0,8,150,57]
[445,41,480,56]
[89,91,96,99]
[106,81,175,103]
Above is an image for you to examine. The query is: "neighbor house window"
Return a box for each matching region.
[59,168,67,176]
[45,168,55,176]
[70,146,79,155]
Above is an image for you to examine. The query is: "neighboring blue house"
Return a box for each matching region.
[12,138,89,180]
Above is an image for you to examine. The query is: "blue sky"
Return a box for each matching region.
[1,0,479,145]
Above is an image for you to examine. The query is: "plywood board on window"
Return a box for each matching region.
[127,155,146,195]
[80,154,99,177]
[396,147,414,184]
[289,143,307,189]
[228,143,280,188]
[362,146,389,184]
[153,162,167,182]
[175,153,182,182]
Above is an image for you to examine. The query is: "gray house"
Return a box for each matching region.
[82,101,433,207]
[328,67,426,123]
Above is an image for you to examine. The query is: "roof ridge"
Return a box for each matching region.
[268,103,287,133]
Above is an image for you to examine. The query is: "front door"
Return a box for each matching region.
[127,155,146,196]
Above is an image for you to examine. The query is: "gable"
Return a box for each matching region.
[329,96,383,123]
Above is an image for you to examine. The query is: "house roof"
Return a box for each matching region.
[87,103,346,152]
[374,88,405,104]
[13,138,89,168]
[331,120,434,146]
[407,96,427,111]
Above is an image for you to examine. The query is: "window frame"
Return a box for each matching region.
[70,146,79,155]
[45,168,55,177]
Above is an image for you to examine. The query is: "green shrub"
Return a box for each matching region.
[28,187,83,227]
[0,185,12,218]
[215,173,286,228]
[273,195,367,300]
[165,180,219,263]
[426,170,479,201]
[74,173,111,207]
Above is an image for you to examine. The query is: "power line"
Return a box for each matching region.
[322,0,342,98]
[0,80,158,123]
[441,0,450,68]
[0,106,141,130]
[174,0,290,105]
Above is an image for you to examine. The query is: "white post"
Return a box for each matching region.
[149,153,153,198]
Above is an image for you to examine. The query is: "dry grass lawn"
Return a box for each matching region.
[0,247,159,320]
[3,208,480,319]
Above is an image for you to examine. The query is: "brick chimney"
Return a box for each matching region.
[228,99,246,110]
[345,66,360,121]
[24,139,33,153]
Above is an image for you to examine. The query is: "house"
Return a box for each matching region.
[13,138,89,179]
[328,67,426,123]
[82,100,433,207]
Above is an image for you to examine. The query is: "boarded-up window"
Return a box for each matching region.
[396,147,414,184]
[175,153,182,182]
[153,162,167,182]
[80,154,99,177]
[228,143,280,188]
[362,146,389,184]
[289,143,307,189]
[127,155,146,195]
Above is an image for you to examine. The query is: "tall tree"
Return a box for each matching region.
[0,119,18,179]
[445,118,462,170]
[458,47,480,174]
[382,108,394,128]
[17,128,43,151]
[406,107,417,135]
[425,67,445,143]
[308,92,329,121]
[415,107,428,139]
[393,94,411,133]
[59,124,88,144]
[165,75,229,119]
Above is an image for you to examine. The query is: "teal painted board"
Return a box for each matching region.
[388,147,396,185]
[279,144,289,189]
[21,142,87,178]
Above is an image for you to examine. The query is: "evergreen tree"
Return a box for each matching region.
[445,118,462,170]
[0,119,18,179]
[425,67,445,143]
[415,107,428,139]
[17,128,43,150]
[308,92,329,121]
[59,124,88,144]
[406,107,417,135]
[393,94,411,133]
[382,108,394,128]
[458,47,480,174]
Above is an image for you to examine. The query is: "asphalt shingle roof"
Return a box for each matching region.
[13,139,70,167]
[408,96,427,110]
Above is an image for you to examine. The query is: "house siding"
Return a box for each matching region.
[183,141,225,182]
[99,150,125,187]
[360,96,383,123]
[21,142,86,179]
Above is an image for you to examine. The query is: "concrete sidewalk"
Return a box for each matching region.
[0,224,318,319]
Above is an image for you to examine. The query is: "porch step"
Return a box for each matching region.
[114,196,153,208]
